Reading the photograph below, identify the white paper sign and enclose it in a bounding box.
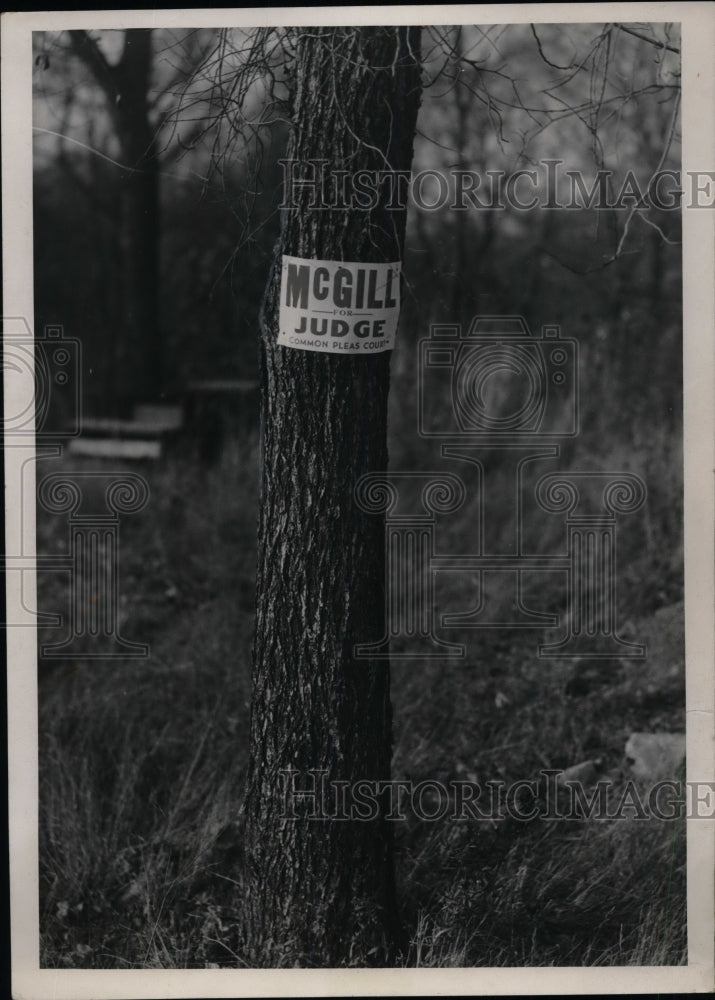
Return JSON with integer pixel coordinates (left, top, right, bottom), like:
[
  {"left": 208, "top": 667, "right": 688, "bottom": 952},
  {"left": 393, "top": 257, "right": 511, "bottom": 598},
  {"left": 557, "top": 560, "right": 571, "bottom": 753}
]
[{"left": 278, "top": 255, "right": 401, "bottom": 354}]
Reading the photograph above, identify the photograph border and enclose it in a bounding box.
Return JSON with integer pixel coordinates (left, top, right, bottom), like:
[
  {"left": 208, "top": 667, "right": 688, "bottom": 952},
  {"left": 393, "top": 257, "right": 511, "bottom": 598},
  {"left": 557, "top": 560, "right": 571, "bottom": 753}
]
[{"left": 4, "top": 3, "right": 714, "bottom": 996}]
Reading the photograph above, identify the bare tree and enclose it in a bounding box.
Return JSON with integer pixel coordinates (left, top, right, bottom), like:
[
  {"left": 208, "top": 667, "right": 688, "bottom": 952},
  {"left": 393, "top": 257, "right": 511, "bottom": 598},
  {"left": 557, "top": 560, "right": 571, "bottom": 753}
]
[
  {"left": 65, "top": 29, "right": 162, "bottom": 399},
  {"left": 201, "top": 20, "right": 680, "bottom": 967},
  {"left": 35, "top": 28, "right": 219, "bottom": 404},
  {"left": 238, "top": 26, "right": 422, "bottom": 967},
  {"left": 34, "top": 19, "right": 680, "bottom": 967}
]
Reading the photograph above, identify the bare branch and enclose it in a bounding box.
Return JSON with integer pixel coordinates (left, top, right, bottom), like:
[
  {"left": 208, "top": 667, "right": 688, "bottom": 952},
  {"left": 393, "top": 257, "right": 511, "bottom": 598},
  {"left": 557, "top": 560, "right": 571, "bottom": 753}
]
[
  {"left": 530, "top": 24, "right": 574, "bottom": 71},
  {"left": 614, "top": 22, "right": 680, "bottom": 55}
]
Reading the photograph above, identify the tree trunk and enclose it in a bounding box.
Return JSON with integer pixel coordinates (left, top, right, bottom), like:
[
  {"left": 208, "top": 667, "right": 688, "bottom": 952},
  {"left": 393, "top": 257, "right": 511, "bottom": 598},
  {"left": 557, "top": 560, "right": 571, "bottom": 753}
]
[
  {"left": 68, "top": 28, "right": 161, "bottom": 403},
  {"left": 116, "top": 112, "right": 160, "bottom": 400},
  {"left": 114, "top": 30, "right": 161, "bottom": 400},
  {"left": 243, "top": 26, "right": 422, "bottom": 967}
]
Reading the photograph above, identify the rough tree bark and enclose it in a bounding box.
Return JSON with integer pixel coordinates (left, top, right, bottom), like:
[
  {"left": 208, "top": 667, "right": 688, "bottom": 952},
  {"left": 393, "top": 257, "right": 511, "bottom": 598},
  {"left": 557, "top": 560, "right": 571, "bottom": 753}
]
[
  {"left": 69, "top": 29, "right": 161, "bottom": 401},
  {"left": 243, "top": 26, "right": 422, "bottom": 967}
]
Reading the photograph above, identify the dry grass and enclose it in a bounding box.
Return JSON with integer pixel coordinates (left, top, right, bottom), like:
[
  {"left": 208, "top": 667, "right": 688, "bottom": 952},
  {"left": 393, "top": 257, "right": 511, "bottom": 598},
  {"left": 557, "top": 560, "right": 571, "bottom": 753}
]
[{"left": 37, "top": 374, "right": 686, "bottom": 967}]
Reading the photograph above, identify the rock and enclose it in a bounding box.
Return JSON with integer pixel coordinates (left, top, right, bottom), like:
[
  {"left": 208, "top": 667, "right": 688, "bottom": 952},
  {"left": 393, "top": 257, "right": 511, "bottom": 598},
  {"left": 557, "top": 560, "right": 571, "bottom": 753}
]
[
  {"left": 624, "top": 732, "right": 685, "bottom": 780},
  {"left": 556, "top": 759, "right": 602, "bottom": 786}
]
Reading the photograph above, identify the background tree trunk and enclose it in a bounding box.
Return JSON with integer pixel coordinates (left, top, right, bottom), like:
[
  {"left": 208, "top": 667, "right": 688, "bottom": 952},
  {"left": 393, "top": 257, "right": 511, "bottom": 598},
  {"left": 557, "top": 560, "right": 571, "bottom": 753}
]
[
  {"left": 114, "top": 30, "right": 161, "bottom": 400},
  {"left": 243, "top": 26, "right": 422, "bottom": 967},
  {"left": 69, "top": 28, "right": 161, "bottom": 404}
]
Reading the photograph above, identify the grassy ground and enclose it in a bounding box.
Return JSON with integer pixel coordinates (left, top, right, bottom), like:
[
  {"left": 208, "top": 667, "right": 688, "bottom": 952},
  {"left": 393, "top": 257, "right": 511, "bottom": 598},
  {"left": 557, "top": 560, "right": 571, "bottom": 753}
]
[{"left": 37, "top": 396, "right": 686, "bottom": 968}]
